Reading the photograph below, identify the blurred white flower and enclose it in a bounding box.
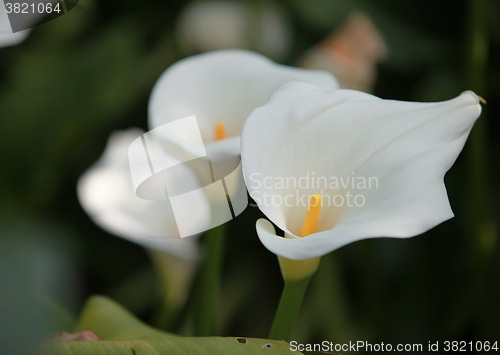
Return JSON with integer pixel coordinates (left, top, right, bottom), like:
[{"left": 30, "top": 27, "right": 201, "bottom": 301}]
[
  {"left": 241, "top": 82, "right": 481, "bottom": 260},
  {"left": 176, "top": 1, "right": 291, "bottom": 60},
  {"left": 77, "top": 128, "right": 210, "bottom": 260},
  {"left": 300, "top": 12, "right": 387, "bottom": 92}
]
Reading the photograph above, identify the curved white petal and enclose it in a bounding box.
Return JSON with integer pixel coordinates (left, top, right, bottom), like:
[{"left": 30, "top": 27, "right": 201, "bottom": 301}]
[
  {"left": 0, "top": 30, "right": 29, "bottom": 48},
  {"left": 77, "top": 129, "right": 210, "bottom": 260},
  {"left": 243, "top": 82, "right": 481, "bottom": 259},
  {"left": 148, "top": 50, "right": 338, "bottom": 157}
]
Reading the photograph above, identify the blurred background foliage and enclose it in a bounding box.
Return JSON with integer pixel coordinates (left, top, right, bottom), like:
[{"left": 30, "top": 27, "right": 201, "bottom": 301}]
[{"left": 0, "top": 0, "right": 499, "bottom": 353}]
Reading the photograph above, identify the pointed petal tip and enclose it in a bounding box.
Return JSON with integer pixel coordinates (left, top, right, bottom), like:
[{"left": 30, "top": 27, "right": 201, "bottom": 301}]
[
  {"left": 459, "top": 90, "right": 481, "bottom": 105},
  {"left": 457, "top": 90, "right": 482, "bottom": 119}
]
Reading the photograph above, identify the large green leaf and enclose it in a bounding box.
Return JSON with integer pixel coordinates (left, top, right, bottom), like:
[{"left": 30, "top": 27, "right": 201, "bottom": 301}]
[{"left": 34, "top": 296, "right": 300, "bottom": 354}]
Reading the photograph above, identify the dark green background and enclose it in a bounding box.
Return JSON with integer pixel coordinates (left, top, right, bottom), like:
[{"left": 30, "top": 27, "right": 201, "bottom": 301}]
[{"left": 0, "top": 0, "right": 498, "bottom": 353}]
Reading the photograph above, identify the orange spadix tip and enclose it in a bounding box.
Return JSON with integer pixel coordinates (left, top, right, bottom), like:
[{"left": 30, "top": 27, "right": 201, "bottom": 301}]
[
  {"left": 214, "top": 122, "right": 227, "bottom": 141},
  {"left": 300, "top": 194, "right": 322, "bottom": 238}
]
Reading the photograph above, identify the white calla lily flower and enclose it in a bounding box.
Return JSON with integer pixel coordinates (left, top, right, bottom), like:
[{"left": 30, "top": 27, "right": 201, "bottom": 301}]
[
  {"left": 77, "top": 129, "right": 210, "bottom": 260},
  {"left": 241, "top": 82, "right": 482, "bottom": 260},
  {"left": 148, "top": 50, "right": 339, "bottom": 159}
]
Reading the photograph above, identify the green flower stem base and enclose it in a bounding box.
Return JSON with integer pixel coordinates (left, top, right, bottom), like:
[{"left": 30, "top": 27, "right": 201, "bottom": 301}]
[
  {"left": 269, "top": 256, "right": 320, "bottom": 341},
  {"left": 194, "top": 223, "right": 226, "bottom": 336},
  {"left": 269, "top": 275, "right": 313, "bottom": 341}
]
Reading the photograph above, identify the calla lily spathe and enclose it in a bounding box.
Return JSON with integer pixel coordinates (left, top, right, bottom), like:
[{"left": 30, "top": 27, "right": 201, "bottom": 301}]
[
  {"left": 77, "top": 129, "right": 210, "bottom": 260},
  {"left": 241, "top": 82, "right": 482, "bottom": 260},
  {"left": 148, "top": 50, "right": 339, "bottom": 159}
]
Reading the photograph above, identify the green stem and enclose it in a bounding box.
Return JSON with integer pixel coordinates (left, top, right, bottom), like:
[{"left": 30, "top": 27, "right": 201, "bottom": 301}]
[
  {"left": 194, "top": 223, "right": 226, "bottom": 336},
  {"left": 269, "top": 275, "right": 313, "bottom": 341}
]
